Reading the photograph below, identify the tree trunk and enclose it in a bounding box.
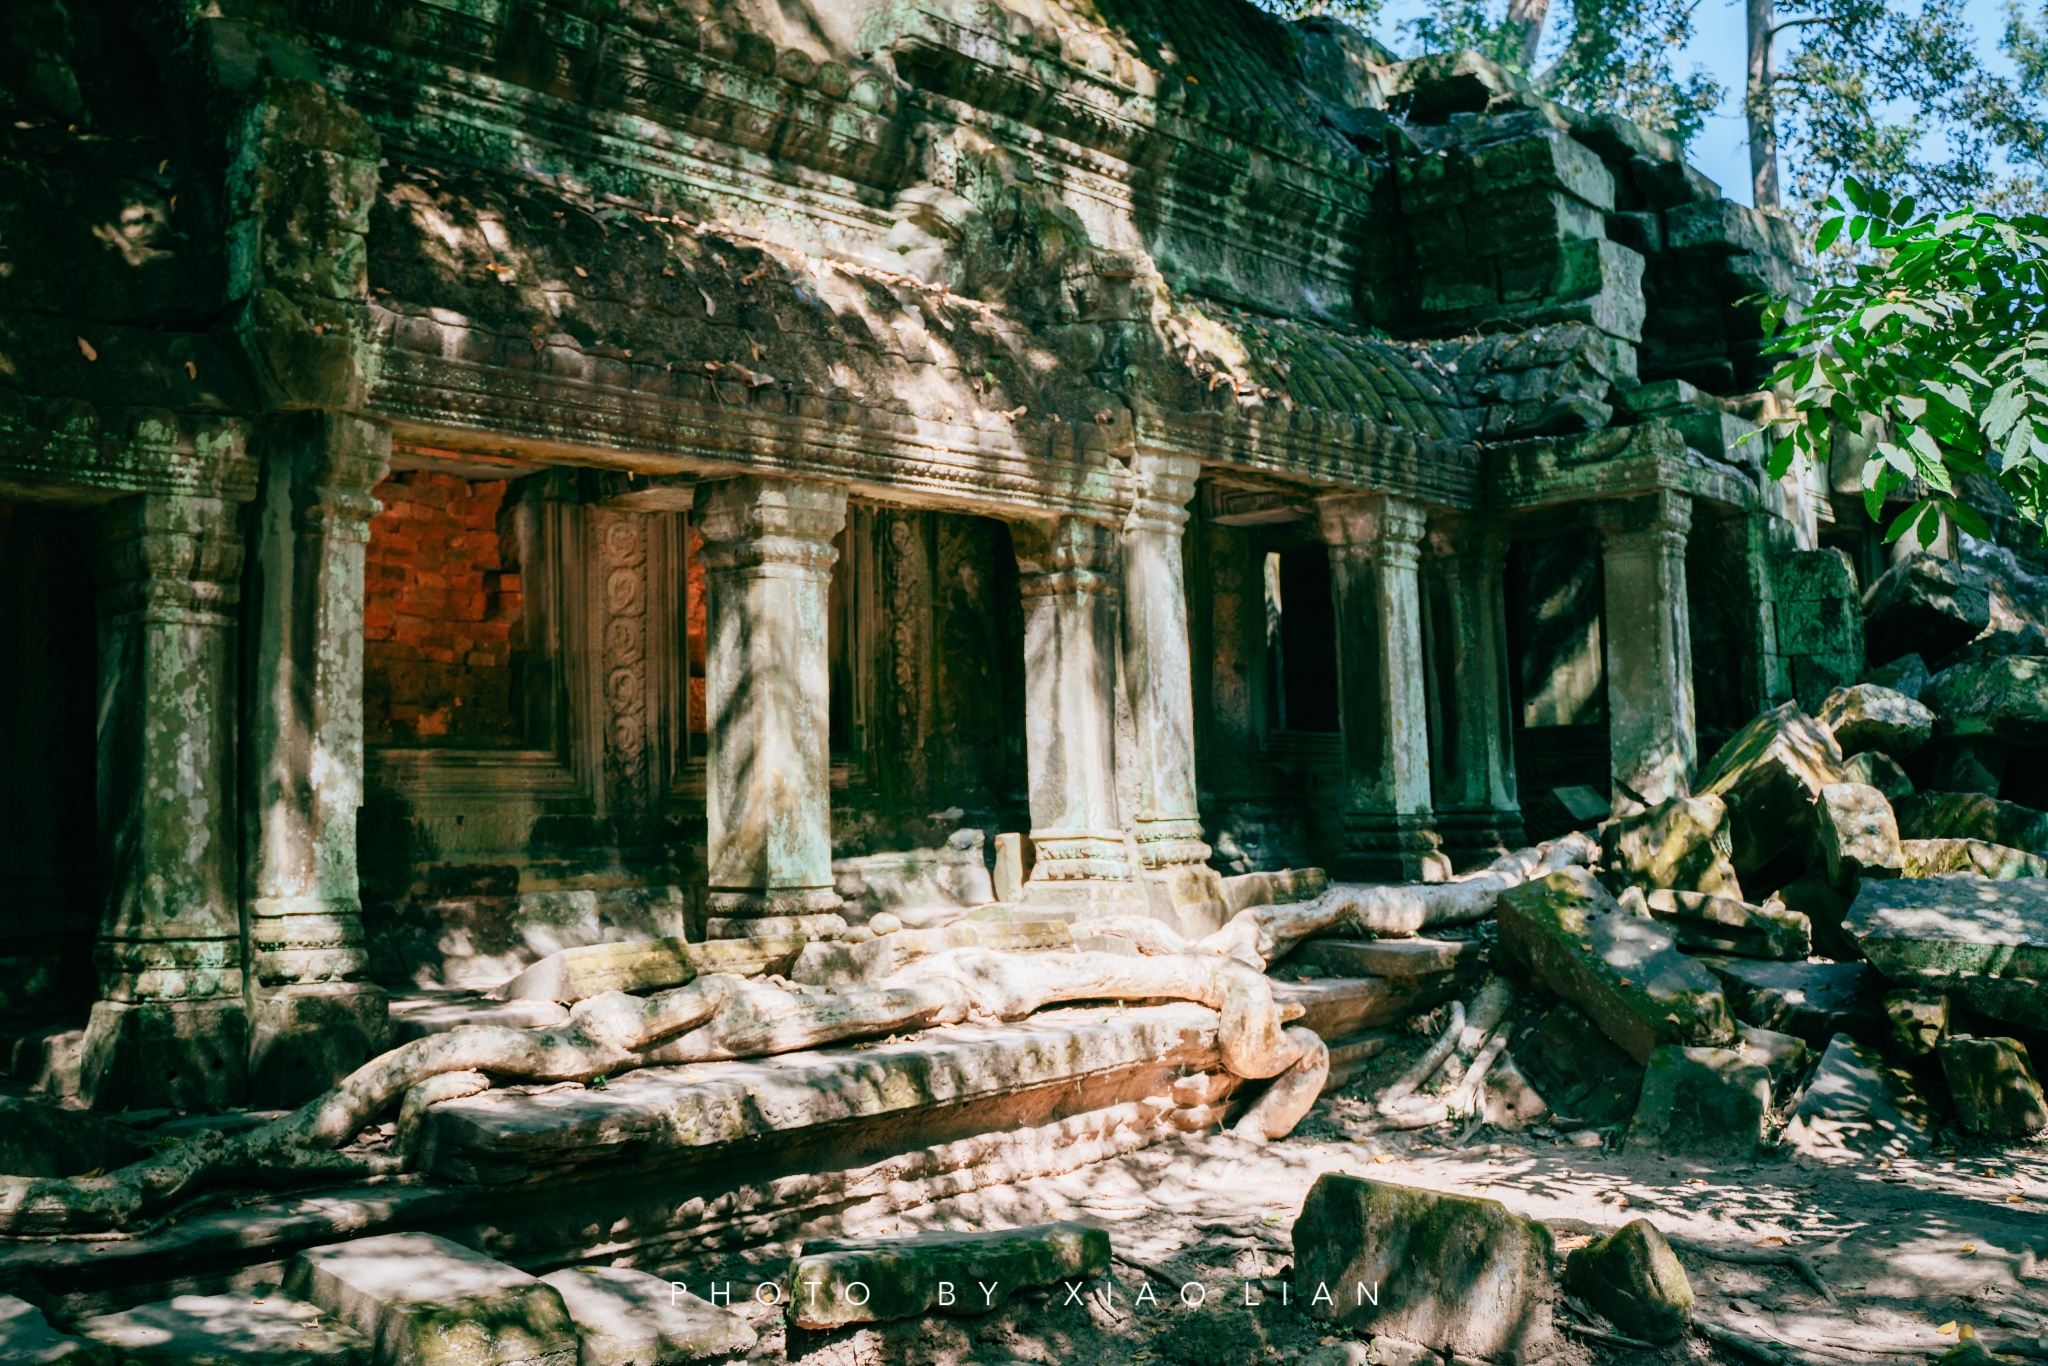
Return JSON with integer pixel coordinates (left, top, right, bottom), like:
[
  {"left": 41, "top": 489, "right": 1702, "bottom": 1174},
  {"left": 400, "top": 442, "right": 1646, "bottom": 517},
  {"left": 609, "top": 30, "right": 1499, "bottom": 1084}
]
[
  {"left": 1507, "top": 0, "right": 1552, "bottom": 72},
  {"left": 1748, "top": 0, "right": 1781, "bottom": 208}
]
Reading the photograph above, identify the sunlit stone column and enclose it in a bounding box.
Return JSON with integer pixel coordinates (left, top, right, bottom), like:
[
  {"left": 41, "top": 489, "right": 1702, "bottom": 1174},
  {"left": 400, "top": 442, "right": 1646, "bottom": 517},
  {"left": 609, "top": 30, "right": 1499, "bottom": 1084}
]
[
  {"left": 1422, "top": 511, "right": 1524, "bottom": 867},
  {"left": 1600, "top": 490, "right": 1697, "bottom": 811},
  {"left": 697, "top": 476, "right": 849, "bottom": 939}
]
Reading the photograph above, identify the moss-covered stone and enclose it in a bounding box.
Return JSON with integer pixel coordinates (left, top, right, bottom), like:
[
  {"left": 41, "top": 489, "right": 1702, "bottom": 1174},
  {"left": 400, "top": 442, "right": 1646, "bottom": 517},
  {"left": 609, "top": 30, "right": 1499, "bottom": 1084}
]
[
  {"left": 1900, "top": 838, "right": 2046, "bottom": 879},
  {"left": 1862, "top": 554, "right": 1990, "bottom": 667},
  {"left": 1884, "top": 989, "right": 1951, "bottom": 1057},
  {"left": 1699, "top": 957, "right": 1884, "bottom": 1048},
  {"left": 1846, "top": 876, "right": 2048, "bottom": 1031},
  {"left": 1895, "top": 792, "right": 2048, "bottom": 854},
  {"left": 1624, "top": 1045, "right": 1770, "bottom": 1162},
  {"left": 1697, "top": 703, "right": 1846, "bottom": 873},
  {"left": 1564, "top": 1218, "right": 1694, "bottom": 1343},
  {"left": 1816, "top": 683, "right": 1935, "bottom": 759},
  {"left": 1816, "top": 782, "right": 1904, "bottom": 888},
  {"left": 1937, "top": 1035, "right": 2048, "bottom": 1138},
  {"left": 1600, "top": 794, "right": 1741, "bottom": 897},
  {"left": 1645, "top": 888, "right": 1810, "bottom": 960},
  {"left": 1923, "top": 657, "right": 2048, "bottom": 746}
]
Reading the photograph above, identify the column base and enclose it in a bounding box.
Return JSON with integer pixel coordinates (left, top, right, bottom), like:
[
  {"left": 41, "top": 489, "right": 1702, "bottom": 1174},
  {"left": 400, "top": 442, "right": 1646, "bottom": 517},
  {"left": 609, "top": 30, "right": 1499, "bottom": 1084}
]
[
  {"left": 705, "top": 888, "right": 848, "bottom": 942},
  {"left": 1433, "top": 808, "right": 1529, "bottom": 872},
  {"left": 248, "top": 983, "right": 391, "bottom": 1107},
  {"left": 82, "top": 998, "right": 249, "bottom": 1111},
  {"left": 1336, "top": 813, "right": 1452, "bottom": 884},
  {"left": 1140, "top": 862, "right": 1229, "bottom": 940},
  {"left": 1015, "top": 875, "right": 1149, "bottom": 918}
]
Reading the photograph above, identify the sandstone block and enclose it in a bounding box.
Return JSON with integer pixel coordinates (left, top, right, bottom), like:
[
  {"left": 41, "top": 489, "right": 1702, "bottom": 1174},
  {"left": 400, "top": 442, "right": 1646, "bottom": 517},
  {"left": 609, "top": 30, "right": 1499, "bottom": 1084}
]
[
  {"left": 1514, "top": 1005, "right": 1644, "bottom": 1125},
  {"left": 1737, "top": 1025, "right": 1809, "bottom": 1081},
  {"left": 1816, "top": 684, "right": 1935, "bottom": 759},
  {"left": 493, "top": 936, "right": 811, "bottom": 1004},
  {"left": 1883, "top": 989, "right": 1951, "bottom": 1058},
  {"left": 1863, "top": 652, "right": 1932, "bottom": 699},
  {"left": 1697, "top": 703, "right": 1845, "bottom": 873},
  {"left": 1785, "top": 1033, "right": 1932, "bottom": 1160},
  {"left": 1699, "top": 958, "right": 1883, "bottom": 1047},
  {"left": 1901, "top": 838, "right": 2047, "bottom": 879},
  {"left": 1923, "top": 657, "right": 2048, "bottom": 746},
  {"left": 1624, "top": 1045, "right": 1770, "bottom": 1162},
  {"left": 1644, "top": 888, "right": 1810, "bottom": 960},
  {"left": 1600, "top": 794, "right": 1741, "bottom": 897},
  {"left": 1482, "top": 1054, "right": 1552, "bottom": 1129},
  {"left": 790, "top": 921, "right": 1072, "bottom": 985},
  {"left": 1936, "top": 1035, "right": 2048, "bottom": 1138},
  {"left": 1845, "top": 875, "right": 2048, "bottom": 1029},
  {"left": 1816, "top": 783, "right": 1904, "bottom": 887},
  {"left": 1767, "top": 869, "right": 1861, "bottom": 961},
  {"left": 784, "top": 1223, "right": 1107, "bottom": 1329},
  {"left": 1862, "top": 554, "right": 1990, "bottom": 666},
  {"left": 1293, "top": 936, "right": 1478, "bottom": 978},
  {"left": 1842, "top": 749, "right": 1914, "bottom": 801},
  {"left": 1564, "top": 1218, "right": 1694, "bottom": 1343},
  {"left": 1220, "top": 867, "right": 1330, "bottom": 915},
  {"left": 75, "top": 1291, "right": 367, "bottom": 1366},
  {"left": 1496, "top": 866, "right": 1734, "bottom": 1064},
  {"left": 0, "top": 1097, "right": 147, "bottom": 1178},
  {"left": 1291, "top": 1174, "right": 1555, "bottom": 1362},
  {"left": 2, "top": 1295, "right": 111, "bottom": 1366},
  {"left": 536, "top": 1267, "right": 756, "bottom": 1364},
  {"left": 1895, "top": 791, "right": 2048, "bottom": 854},
  {"left": 286, "top": 1232, "right": 577, "bottom": 1366}
]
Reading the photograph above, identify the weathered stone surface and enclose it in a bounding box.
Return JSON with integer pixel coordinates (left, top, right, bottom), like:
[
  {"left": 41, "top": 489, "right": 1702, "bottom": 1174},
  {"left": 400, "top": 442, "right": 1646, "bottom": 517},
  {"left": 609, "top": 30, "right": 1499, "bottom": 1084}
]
[
  {"left": 1514, "top": 1004, "right": 1644, "bottom": 1125},
  {"left": 1624, "top": 1045, "right": 1770, "bottom": 1162},
  {"left": 1923, "top": 657, "right": 2048, "bottom": 746},
  {"left": 1785, "top": 1034, "right": 1932, "bottom": 1160},
  {"left": 1482, "top": 1055, "right": 1552, "bottom": 1129},
  {"left": 1699, "top": 958, "right": 1884, "bottom": 1047},
  {"left": 1697, "top": 703, "right": 1845, "bottom": 873},
  {"left": 1600, "top": 794, "right": 1741, "bottom": 897},
  {"left": 1767, "top": 870, "right": 1861, "bottom": 961},
  {"left": 1, "top": 1295, "right": 111, "bottom": 1366},
  {"left": 1815, "top": 782, "right": 1904, "bottom": 887},
  {"left": 1292, "top": 936, "right": 1478, "bottom": 978},
  {"left": 785, "top": 1223, "right": 1107, "bottom": 1328},
  {"left": 1845, "top": 875, "right": 2048, "bottom": 1029},
  {"left": 1644, "top": 888, "right": 1810, "bottom": 960},
  {"left": 1936, "top": 1035, "right": 2048, "bottom": 1138},
  {"left": 286, "top": 1233, "right": 577, "bottom": 1366},
  {"left": 1928, "top": 738, "right": 2012, "bottom": 796},
  {"left": 832, "top": 834, "right": 996, "bottom": 922},
  {"left": 76, "top": 1292, "right": 367, "bottom": 1366},
  {"left": 1842, "top": 749, "right": 1914, "bottom": 801},
  {"left": 1862, "top": 554, "right": 1991, "bottom": 667},
  {"left": 494, "top": 936, "right": 809, "bottom": 1004},
  {"left": 1901, "top": 839, "right": 2047, "bottom": 879},
  {"left": 1884, "top": 989, "right": 1951, "bottom": 1057},
  {"left": 1816, "top": 684, "right": 1935, "bottom": 759},
  {"left": 0, "top": 1097, "right": 147, "bottom": 1178},
  {"left": 1269, "top": 975, "right": 1465, "bottom": 1041},
  {"left": 1292, "top": 1175, "right": 1556, "bottom": 1361},
  {"left": 536, "top": 1267, "right": 756, "bottom": 1363},
  {"left": 1564, "top": 1218, "right": 1694, "bottom": 1343},
  {"left": 1895, "top": 791, "right": 2048, "bottom": 854},
  {"left": 1736, "top": 1025, "right": 1809, "bottom": 1081},
  {"left": 1496, "top": 866, "right": 1734, "bottom": 1063},
  {"left": 1219, "top": 868, "right": 1331, "bottom": 916},
  {"left": 1863, "top": 652, "right": 1932, "bottom": 699},
  {"left": 790, "top": 922, "right": 1073, "bottom": 986}
]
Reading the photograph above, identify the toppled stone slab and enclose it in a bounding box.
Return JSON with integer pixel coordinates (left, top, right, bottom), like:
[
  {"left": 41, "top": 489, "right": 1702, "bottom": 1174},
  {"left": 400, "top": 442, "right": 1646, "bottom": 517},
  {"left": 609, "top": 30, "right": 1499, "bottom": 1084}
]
[
  {"left": 1816, "top": 782, "right": 1904, "bottom": 887},
  {"left": 1842, "top": 749, "right": 1914, "bottom": 800},
  {"left": 1514, "top": 1004, "right": 1644, "bottom": 1125},
  {"left": 1901, "top": 838, "right": 2047, "bottom": 879},
  {"left": 1817, "top": 684, "right": 1935, "bottom": 759},
  {"left": 1863, "top": 554, "right": 1990, "bottom": 666},
  {"left": 1736, "top": 1025, "right": 1808, "bottom": 1081},
  {"left": 1844, "top": 875, "right": 2048, "bottom": 1029},
  {"left": 1923, "top": 657, "right": 2048, "bottom": 746},
  {"left": 1600, "top": 795, "right": 1741, "bottom": 898},
  {"left": 2, "top": 1295, "right": 111, "bottom": 1366},
  {"left": 1269, "top": 975, "right": 1464, "bottom": 1041},
  {"left": 1884, "top": 989, "right": 1950, "bottom": 1057},
  {"left": 1293, "top": 937, "right": 1478, "bottom": 979},
  {"left": 1220, "top": 868, "right": 1330, "bottom": 915},
  {"left": 1496, "top": 866, "right": 1734, "bottom": 1064},
  {"left": 1697, "top": 703, "right": 1845, "bottom": 873},
  {"left": 1699, "top": 958, "right": 1883, "bottom": 1047},
  {"left": 1937, "top": 1035, "right": 2048, "bottom": 1139},
  {"left": 1644, "top": 888, "right": 1810, "bottom": 960},
  {"left": 1785, "top": 1034, "right": 1932, "bottom": 1160},
  {"left": 494, "top": 936, "right": 810, "bottom": 1004},
  {"left": 790, "top": 922, "right": 1073, "bottom": 986},
  {"left": 1292, "top": 1175, "right": 1555, "bottom": 1362},
  {"left": 536, "top": 1267, "right": 756, "bottom": 1363},
  {"left": 1768, "top": 871, "right": 1860, "bottom": 961},
  {"left": 1482, "top": 1055, "right": 1551, "bottom": 1130},
  {"left": 1864, "top": 652, "right": 1931, "bottom": 699},
  {"left": 286, "top": 1232, "right": 576, "bottom": 1366},
  {"left": 75, "top": 1291, "right": 367, "bottom": 1366},
  {"left": 1895, "top": 791, "right": 2048, "bottom": 853},
  {"left": 785, "top": 1223, "right": 1107, "bottom": 1328},
  {"left": 1624, "top": 1045, "right": 1770, "bottom": 1162},
  {"left": 1564, "top": 1218, "right": 1694, "bottom": 1344}
]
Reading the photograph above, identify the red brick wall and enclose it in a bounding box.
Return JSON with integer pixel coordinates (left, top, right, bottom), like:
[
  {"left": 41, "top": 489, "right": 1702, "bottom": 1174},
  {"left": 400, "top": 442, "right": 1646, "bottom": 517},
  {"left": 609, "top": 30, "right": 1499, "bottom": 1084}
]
[{"left": 364, "top": 470, "right": 526, "bottom": 746}]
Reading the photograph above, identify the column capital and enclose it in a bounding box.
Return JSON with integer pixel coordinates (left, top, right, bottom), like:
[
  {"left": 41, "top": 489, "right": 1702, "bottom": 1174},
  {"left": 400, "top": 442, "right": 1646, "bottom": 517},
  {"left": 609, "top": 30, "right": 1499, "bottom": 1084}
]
[
  {"left": 1013, "top": 515, "right": 1120, "bottom": 591},
  {"left": 1316, "top": 491, "right": 1428, "bottom": 569},
  {"left": 1124, "top": 452, "right": 1201, "bottom": 536},
  {"left": 93, "top": 493, "right": 244, "bottom": 624},
  {"left": 695, "top": 476, "right": 847, "bottom": 574},
  {"left": 1421, "top": 510, "right": 1510, "bottom": 564},
  {"left": 1596, "top": 490, "right": 1692, "bottom": 553},
  {"left": 291, "top": 413, "right": 391, "bottom": 540}
]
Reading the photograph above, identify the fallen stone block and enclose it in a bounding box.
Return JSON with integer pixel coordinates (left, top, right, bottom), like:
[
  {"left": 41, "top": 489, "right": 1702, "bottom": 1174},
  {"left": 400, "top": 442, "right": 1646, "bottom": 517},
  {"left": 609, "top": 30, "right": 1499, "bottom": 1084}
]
[
  {"left": 1862, "top": 553, "right": 1990, "bottom": 667},
  {"left": 286, "top": 1232, "right": 577, "bottom": 1366},
  {"left": 1697, "top": 702, "right": 1846, "bottom": 873},
  {"left": 0, "top": 1097, "right": 148, "bottom": 1179},
  {"left": 1736, "top": 1025, "right": 1808, "bottom": 1082},
  {"left": 1817, "top": 684, "right": 1935, "bottom": 759},
  {"left": 1884, "top": 989, "right": 1950, "bottom": 1057},
  {"left": 1936, "top": 1035, "right": 2048, "bottom": 1139},
  {"left": 1895, "top": 791, "right": 2048, "bottom": 855},
  {"left": 1815, "top": 782, "right": 1904, "bottom": 887},
  {"left": 1291, "top": 1174, "right": 1556, "bottom": 1362},
  {"left": 1842, "top": 749, "right": 1914, "bottom": 801},
  {"left": 2, "top": 1295, "right": 111, "bottom": 1366},
  {"left": 75, "top": 1291, "right": 367, "bottom": 1366},
  {"left": 784, "top": 1222, "right": 1107, "bottom": 1328},
  {"left": 536, "top": 1267, "right": 755, "bottom": 1364},
  {"left": 1496, "top": 866, "right": 1734, "bottom": 1063},
  {"left": 1785, "top": 1033, "right": 1932, "bottom": 1160},
  {"left": 1844, "top": 875, "right": 2048, "bottom": 1030},
  {"left": 1644, "top": 888, "right": 1810, "bottom": 960},
  {"left": 1624, "top": 1045, "right": 1770, "bottom": 1162},
  {"left": 1901, "top": 838, "right": 2047, "bottom": 880},
  {"left": 1767, "top": 871, "right": 1860, "bottom": 961},
  {"left": 1698, "top": 958, "right": 1883, "bottom": 1048},
  {"left": 1600, "top": 794, "right": 1742, "bottom": 898},
  {"left": 1220, "top": 867, "right": 1330, "bottom": 915},
  {"left": 1293, "top": 936, "right": 1479, "bottom": 978},
  {"left": 1482, "top": 1055, "right": 1551, "bottom": 1130},
  {"left": 1923, "top": 656, "right": 2048, "bottom": 747},
  {"left": 1863, "top": 652, "right": 1931, "bottom": 700},
  {"left": 1269, "top": 975, "right": 1464, "bottom": 1041},
  {"left": 493, "top": 936, "right": 809, "bottom": 1004},
  {"left": 1563, "top": 1218, "right": 1694, "bottom": 1344},
  {"left": 1514, "top": 1004, "right": 1643, "bottom": 1125}
]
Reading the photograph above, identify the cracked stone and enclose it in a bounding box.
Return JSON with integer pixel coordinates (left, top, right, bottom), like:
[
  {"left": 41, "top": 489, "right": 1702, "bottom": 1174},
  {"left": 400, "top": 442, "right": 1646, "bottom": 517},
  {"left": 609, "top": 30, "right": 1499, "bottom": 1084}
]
[{"left": 1817, "top": 683, "right": 1935, "bottom": 759}]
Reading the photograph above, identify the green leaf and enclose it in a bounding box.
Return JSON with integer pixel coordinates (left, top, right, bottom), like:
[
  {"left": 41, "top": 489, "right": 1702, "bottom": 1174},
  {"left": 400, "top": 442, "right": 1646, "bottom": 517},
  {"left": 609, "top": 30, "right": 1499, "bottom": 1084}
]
[
  {"left": 1949, "top": 498, "right": 1991, "bottom": 539},
  {"left": 1816, "top": 216, "right": 1844, "bottom": 252},
  {"left": 1883, "top": 499, "right": 1931, "bottom": 544}
]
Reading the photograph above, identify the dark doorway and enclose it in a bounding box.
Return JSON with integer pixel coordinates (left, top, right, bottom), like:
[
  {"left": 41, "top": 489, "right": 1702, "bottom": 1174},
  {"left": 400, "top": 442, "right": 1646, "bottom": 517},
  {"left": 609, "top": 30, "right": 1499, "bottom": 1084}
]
[{"left": 1266, "top": 545, "right": 1340, "bottom": 733}]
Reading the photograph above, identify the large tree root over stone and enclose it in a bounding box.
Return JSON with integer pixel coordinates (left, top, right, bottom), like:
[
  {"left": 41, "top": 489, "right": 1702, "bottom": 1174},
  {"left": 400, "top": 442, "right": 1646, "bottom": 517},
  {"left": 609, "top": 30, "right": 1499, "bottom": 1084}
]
[{"left": 1, "top": 948, "right": 1323, "bottom": 1234}]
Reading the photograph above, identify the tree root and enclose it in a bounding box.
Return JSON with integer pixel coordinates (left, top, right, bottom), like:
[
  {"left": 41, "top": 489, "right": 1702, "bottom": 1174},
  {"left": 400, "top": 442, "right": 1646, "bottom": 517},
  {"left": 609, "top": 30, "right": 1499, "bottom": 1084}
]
[{"left": 1665, "top": 1234, "right": 1836, "bottom": 1303}]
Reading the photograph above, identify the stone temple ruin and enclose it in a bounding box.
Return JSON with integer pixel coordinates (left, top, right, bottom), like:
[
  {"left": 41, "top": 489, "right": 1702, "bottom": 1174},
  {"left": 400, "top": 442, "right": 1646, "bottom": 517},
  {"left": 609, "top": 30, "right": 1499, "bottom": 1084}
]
[{"left": 4, "top": 1, "right": 2048, "bottom": 1364}]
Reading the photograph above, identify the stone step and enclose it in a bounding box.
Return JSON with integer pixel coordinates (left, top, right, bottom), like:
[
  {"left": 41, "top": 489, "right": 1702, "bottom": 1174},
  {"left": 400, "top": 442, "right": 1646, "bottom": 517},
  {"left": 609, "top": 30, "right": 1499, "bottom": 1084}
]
[
  {"left": 286, "top": 1232, "right": 577, "bottom": 1366},
  {"left": 2, "top": 1294, "right": 110, "bottom": 1365},
  {"left": 536, "top": 1267, "right": 755, "bottom": 1364},
  {"left": 492, "top": 935, "right": 811, "bottom": 1005},
  {"left": 74, "top": 1289, "right": 369, "bottom": 1365},
  {"left": 785, "top": 1222, "right": 1108, "bottom": 1329},
  {"left": 1291, "top": 937, "right": 1479, "bottom": 979},
  {"left": 1269, "top": 974, "right": 1462, "bottom": 1040}
]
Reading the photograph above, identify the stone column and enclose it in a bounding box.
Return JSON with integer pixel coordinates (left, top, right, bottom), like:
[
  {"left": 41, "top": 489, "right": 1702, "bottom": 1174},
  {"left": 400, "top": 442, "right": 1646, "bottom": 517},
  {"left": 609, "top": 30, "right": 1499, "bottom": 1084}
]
[
  {"left": 1013, "top": 516, "right": 1143, "bottom": 911},
  {"left": 242, "top": 413, "right": 391, "bottom": 1105},
  {"left": 1121, "top": 454, "right": 1227, "bottom": 935},
  {"left": 697, "top": 476, "right": 848, "bottom": 939},
  {"left": 1318, "top": 492, "right": 1448, "bottom": 883},
  {"left": 1599, "top": 491, "right": 1697, "bottom": 811},
  {"left": 82, "top": 493, "right": 249, "bottom": 1110},
  {"left": 1422, "top": 512, "right": 1524, "bottom": 866}
]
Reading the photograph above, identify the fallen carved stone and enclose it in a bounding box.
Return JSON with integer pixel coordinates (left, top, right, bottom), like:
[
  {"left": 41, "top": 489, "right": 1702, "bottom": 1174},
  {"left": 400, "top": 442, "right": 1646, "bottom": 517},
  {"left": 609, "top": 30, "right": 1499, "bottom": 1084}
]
[{"left": 784, "top": 1223, "right": 1108, "bottom": 1329}]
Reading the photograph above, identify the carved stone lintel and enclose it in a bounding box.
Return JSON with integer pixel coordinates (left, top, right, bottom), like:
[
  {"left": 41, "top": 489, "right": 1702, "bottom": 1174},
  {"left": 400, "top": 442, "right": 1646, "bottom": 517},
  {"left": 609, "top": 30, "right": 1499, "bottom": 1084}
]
[{"left": 1598, "top": 491, "right": 1696, "bottom": 811}]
